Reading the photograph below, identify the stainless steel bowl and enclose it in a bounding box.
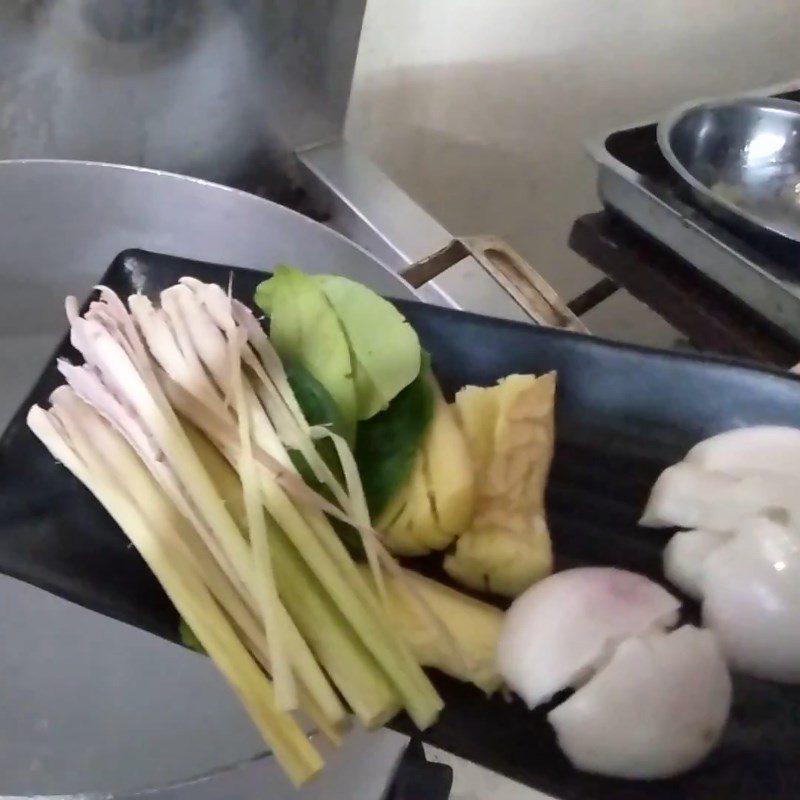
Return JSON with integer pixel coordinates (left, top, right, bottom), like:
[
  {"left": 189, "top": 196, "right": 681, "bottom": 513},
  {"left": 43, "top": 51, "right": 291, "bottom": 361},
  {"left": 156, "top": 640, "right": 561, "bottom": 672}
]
[{"left": 658, "top": 97, "right": 800, "bottom": 242}]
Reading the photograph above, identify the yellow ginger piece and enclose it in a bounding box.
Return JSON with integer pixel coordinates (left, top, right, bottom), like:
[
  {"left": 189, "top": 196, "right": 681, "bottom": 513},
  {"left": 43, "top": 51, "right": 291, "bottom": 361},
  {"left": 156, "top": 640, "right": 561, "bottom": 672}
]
[
  {"left": 444, "top": 373, "right": 556, "bottom": 597},
  {"left": 379, "top": 377, "right": 475, "bottom": 555},
  {"left": 358, "top": 565, "right": 503, "bottom": 694}
]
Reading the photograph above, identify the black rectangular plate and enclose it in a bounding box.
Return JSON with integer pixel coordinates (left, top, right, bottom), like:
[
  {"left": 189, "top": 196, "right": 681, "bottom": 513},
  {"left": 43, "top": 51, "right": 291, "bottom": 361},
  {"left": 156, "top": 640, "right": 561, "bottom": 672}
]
[{"left": 2, "top": 249, "right": 800, "bottom": 800}]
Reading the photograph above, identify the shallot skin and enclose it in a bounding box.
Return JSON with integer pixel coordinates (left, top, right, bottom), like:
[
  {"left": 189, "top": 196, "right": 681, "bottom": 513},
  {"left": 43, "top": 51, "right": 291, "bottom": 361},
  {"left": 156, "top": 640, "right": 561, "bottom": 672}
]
[
  {"left": 497, "top": 567, "right": 679, "bottom": 709},
  {"left": 549, "top": 626, "right": 731, "bottom": 780},
  {"left": 702, "top": 517, "right": 800, "bottom": 684}
]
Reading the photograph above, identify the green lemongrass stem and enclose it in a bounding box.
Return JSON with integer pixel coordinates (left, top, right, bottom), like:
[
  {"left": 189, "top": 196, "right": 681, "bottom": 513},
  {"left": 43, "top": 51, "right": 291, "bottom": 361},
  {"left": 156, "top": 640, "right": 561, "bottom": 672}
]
[
  {"left": 75, "top": 319, "right": 259, "bottom": 598},
  {"left": 309, "top": 425, "right": 388, "bottom": 607},
  {"left": 27, "top": 407, "right": 323, "bottom": 787},
  {"left": 50, "top": 391, "right": 262, "bottom": 653},
  {"left": 255, "top": 474, "right": 443, "bottom": 728},
  {"left": 68, "top": 308, "right": 350, "bottom": 732},
  {"left": 272, "top": 525, "right": 400, "bottom": 728},
  {"left": 220, "top": 297, "right": 364, "bottom": 723},
  {"left": 168, "top": 375, "right": 442, "bottom": 725},
  {"left": 298, "top": 500, "right": 471, "bottom": 681},
  {"left": 68, "top": 303, "right": 251, "bottom": 591},
  {"left": 59, "top": 360, "right": 251, "bottom": 606},
  {"left": 182, "top": 281, "right": 354, "bottom": 513},
  {"left": 230, "top": 295, "right": 336, "bottom": 480},
  {"left": 158, "top": 345, "right": 383, "bottom": 553},
  {"left": 69, "top": 290, "right": 440, "bottom": 726},
  {"left": 230, "top": 325, "right": 297, "bottom": 711},
  {"left": 165, "top": 351, "right": 460, "bottom": 701},
  {"left": 185, "top": 286, "right": 462, "bottom": 689},
  {"left": 228, "top": 292, "right": 319, "bottom": 438},
  {"left": 239, "top": 344, "right": 310, "bottom": 452},
  {"left": 192, "top": 426, "right": 400, "bottom": 728},
  {"left": 219, "top": 289, "right": 359, "bottom": 723},
  {"left": 129, "top": 283, "right": 441, "bottom": 725},
  {"left": 179, "top": 284, "right": 381, "bottom": 720},
  {"left": 242, "top": 349, "right": 352, "bottom": 506},
  {"left": 45, "top": 395, "right": 346, "bottom": 749},
  {"left": 52, "top": 388, "right": 346, "bottom": 738},
  {"left": 248, "top": 436, "right": 467, "bottom": 682}
]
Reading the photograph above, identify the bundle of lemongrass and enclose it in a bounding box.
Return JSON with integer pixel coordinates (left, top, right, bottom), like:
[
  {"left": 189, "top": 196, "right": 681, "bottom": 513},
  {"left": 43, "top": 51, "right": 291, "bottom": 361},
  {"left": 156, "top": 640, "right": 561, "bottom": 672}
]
[{"left": 27, "top": 279, "right": 444, "bottom": 785}]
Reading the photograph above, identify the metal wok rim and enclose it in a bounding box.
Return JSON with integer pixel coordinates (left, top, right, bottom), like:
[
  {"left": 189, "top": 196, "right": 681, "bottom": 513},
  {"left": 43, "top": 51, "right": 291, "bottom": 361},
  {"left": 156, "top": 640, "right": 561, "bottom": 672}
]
[{"left": 0, "top": 157, "right": 421, "bottom": 299}]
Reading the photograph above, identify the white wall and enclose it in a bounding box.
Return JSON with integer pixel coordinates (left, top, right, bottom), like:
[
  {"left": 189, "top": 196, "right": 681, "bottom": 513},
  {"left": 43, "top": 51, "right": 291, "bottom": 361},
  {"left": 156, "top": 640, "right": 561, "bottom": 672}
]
[{"left": 347, "top": 0, "right": 800, "bottom": 343}]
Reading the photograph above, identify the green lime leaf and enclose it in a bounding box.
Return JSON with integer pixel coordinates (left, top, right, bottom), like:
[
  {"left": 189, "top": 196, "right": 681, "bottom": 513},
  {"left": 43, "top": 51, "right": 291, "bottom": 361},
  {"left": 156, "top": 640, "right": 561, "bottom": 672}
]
[
  {"left": 355, "top": 363, "right": 434, "bottom": 518},
  {"left": 315, "top": 275, "right": 421, "bottom": 420},
  {"left": 286, "top": 363, "right": 347, "bottom": 482},
  {"left": 255, "top": 267, "right": 357, "bottom": 443},
  {"left": 285, "top": 363, "right": 350, "bottom": 443}
]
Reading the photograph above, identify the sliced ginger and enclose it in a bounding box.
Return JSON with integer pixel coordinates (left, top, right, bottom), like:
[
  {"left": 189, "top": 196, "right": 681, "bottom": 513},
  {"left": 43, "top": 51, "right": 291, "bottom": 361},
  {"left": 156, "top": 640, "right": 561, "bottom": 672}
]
[
  {"left": 444, "top": 373, "right": 556, "bottom": 597},
  {"left": 378, "top": 371, "right": 556, "bottom": 599},
  {"left": 378, "top": 375, "right": 475, "bottom": 556}
]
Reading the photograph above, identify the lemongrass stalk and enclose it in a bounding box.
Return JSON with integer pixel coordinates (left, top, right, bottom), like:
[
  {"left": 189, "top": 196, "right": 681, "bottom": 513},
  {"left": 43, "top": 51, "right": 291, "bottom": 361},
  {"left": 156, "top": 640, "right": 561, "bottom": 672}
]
[
  {"left": 27, "top": 407, "right": 322, "bottom": 787},
  {"left": 242, "top": 348, "right": 351, "bottom": 502},
  {"left": 67, "top": 316, "right": 259, "bottom": 600},
  {"left": 168, "top": 372, "right": 443, "bottom": 727},
  {"left": 172, "top": 291, "right": 342, "bottom": 722},
  {"left": 45, "top": 399, "right": 345, "bottom": 755},
  {"left": 273, "top": 526, "right": 400, "bottom": 727},
  {"left": 190, "top": 422, "right": 401, "bottom": 727},
  {"left": 256, "top": 476, "right": 443, "bottom": 728},
  {"left": 293, "top": 497, "right": 463, "bottom": 708},
  {"left": 57, "top": 288, "right": 442, "bottom": 732},
  {"left": 51, "top": 389, "right": 347, "bottom": 736},
  {"left": 230, "top": 324, "right": 297, "bottom": 711},
  {"left": 182, "top": 281, "right": 353, "bottom": 511},
  {"left": 128, "top": 295, "right": 228, "bottom": 423},
  {"left": 161, "top": 283, "right": 232, "bottom": 398},
  {"left": 310, "top": 425, "right": 387, "bottom": 607},
  {"left": 220, "top": 294, "right": 359, "bottom": 723},
  {"left": 129, "top": 281, "right": 441, "bottom": 726},
  {"left": 58, "top": 360, "right": 250, "bottom": 603}
]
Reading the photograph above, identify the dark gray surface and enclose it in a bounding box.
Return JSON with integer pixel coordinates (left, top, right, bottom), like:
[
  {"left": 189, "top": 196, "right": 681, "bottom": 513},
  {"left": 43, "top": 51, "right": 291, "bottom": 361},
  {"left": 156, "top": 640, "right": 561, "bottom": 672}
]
[
  {"left": 0, "top": 572, "right": 406, "bottom": 797},
  {"left": 0, "top": 574, "right": 264, "bottom": 795}
]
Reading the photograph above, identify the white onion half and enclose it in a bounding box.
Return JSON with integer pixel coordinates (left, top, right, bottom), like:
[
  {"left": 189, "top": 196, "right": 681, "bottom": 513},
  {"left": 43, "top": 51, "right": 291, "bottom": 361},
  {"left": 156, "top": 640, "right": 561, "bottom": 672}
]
[
  {"left": 702, "top": 516, "right": 800, "bottom": 684},
  {"left": 497, "top": 568, "right": 680, "bottom": 709},
  {"left": 663, "top": 529, "right": 731, "bottom": 600},
  {"left": 639, "top": 463, "right": 736, "bottom": 529},
  {"left": 497, "top": 568, "right": 731, "bottom": 779},
  {"left": 641, "top": 465, "right": 800, "bottom": 532},
  {"left": 549, "top": 626, "right": 731, "bottom": 780}
]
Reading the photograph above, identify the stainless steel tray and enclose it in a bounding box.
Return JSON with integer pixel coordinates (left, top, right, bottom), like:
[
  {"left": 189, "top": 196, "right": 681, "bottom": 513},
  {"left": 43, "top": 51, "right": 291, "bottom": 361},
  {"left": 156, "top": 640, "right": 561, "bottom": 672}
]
[{"left": 589, "top": 81, "right": 800, "bottom": 343}]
